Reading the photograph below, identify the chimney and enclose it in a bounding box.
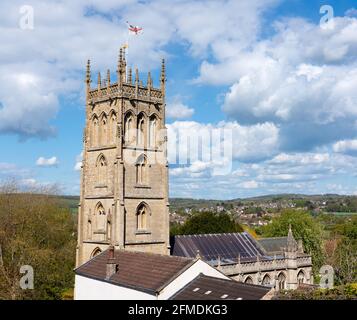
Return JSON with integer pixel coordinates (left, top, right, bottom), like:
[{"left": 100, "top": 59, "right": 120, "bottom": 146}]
[{"left": 106, "top": 245, "right": 118, "bottom": 280}]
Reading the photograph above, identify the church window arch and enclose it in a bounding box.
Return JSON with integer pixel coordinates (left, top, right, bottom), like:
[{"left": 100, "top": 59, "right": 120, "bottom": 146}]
[
  {"left": 262, "top": 274, "right": 271, "bottom": 286},
  {"left": 136, "top": 154, "right": 147, "bottom": 185},
  {"left": 278, "top": 272, "right": 286, "bottom": 290},
  {"left": 96, "top": 154, "right": 108, "bottom": 186},
  {"left": 100, "top": 113, "right": 108, "bottom": 146},
  {"left": 109, "top": 111, "right": 117, "bottom": 144},
  {"left": 137, "top": 113, "right": 146, "bottom": 146},
  {"left": 136, "top": 202, "right": 150, "bottom": 231},
  {"left": 124, "top": 112, "right": 135, "bottom": 145},
  {"left": 297, "top": 270, "right": 305, "bottom": 285},
  {"left": 95, "top": 202, "right": 106, "bottom": 231},
  {"left": 244, "top": 276, "right": 253, "bottom": 284},
  {"left": 91, "top": 247, "right": 102, "bottom": 258},
  {"left": 87, "top": 209, "right": 92, "bottom": 240},
  {"left": 91, "top": 115, "right": 99, "bottom": 147},
  {"left": 106, "top": 210, "right": 112, "bottom": 241},
  {"left": 149, "top": 114, "right": 158, "bottom": 148}
]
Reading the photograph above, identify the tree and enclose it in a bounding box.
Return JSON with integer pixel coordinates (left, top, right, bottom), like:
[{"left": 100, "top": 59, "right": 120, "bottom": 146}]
[
  {"left": 172, "top": 211, "right": 243, "bottom": 236},
  {"left": 0, "top": 181, "right": 76, "bottom": 300},
  {"left": 261, "top": 209, "right": 324, "bottom": 276},
  {"left": 333, "top": 216, "right": 357, "bottom": 284}
]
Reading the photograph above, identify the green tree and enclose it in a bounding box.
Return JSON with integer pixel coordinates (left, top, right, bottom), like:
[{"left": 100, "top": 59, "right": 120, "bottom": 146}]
[
  {"left": 261, "top": 209, "right": 324, "bottom": 276},
  {"left": 0, "top": 181, "right": 76, "bottom": 300},
  {"left": 333, "top": 216, "right": 357, "bottom": 284},
  {"left": 172, "top": 211, "right": 243, "bottom": 236}
]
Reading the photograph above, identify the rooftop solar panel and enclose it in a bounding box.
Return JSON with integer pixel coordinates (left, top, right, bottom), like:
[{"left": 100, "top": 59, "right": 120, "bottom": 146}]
[{"left": 171, "top": 232, "right": 267, "bottom": 264}]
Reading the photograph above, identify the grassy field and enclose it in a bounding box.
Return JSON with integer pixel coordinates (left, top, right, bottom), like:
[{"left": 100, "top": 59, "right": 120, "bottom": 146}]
[{"left": 58, "top": 196, "right": 79, "bottom": 214}]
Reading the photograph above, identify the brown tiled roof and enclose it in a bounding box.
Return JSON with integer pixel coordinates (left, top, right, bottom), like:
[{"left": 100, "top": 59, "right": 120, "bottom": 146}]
[
  {"left": 170, "top": 274, "right": 271, "bottom": 300},
  {"left": 75, "top": 249, "right": 194, "bottom": 294}
]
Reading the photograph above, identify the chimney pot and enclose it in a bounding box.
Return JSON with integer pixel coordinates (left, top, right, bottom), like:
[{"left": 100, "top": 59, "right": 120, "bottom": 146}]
[{"left": 106, "top": 245, "right": 117, "bottom": 280}]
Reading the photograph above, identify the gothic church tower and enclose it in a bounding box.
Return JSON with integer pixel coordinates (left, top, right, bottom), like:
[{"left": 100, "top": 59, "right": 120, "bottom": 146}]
[{"left": 76, "top": 49, "right": 170, "bottom": 266}]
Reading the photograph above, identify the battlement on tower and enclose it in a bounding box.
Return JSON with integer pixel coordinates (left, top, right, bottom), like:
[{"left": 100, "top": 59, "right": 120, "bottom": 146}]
[{"left": 85, "top": 48, "right": 165, "bottom": 104}]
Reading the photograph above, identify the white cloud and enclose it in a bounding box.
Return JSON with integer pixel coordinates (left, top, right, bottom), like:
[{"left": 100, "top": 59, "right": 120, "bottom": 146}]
[
  {"left": 36, "top": 156, "right": 59, "bottom": 167},
  {"left": 74, "top": 152, "right": 83, "bottom": 171},
  {"left": 345, "top": 8, "right": 357, "bottom": 17},
  {"left": 0, "top": 0, "right": 281, "bottom": 138},
  {"left": 169, "top": 150, "right": 357, "bottom": 199},
  {"left": 268, "top": 153, "right": 330, "bottom": 165},
  {"left": 20, "top": 178, "right": 38, "bottom": 188},
  {"left": 333, "top": 139, "right": 357, "bottom": 155},
  {"left": 167, "top": 120, "right": 279, "bottom": 165},
  {"left": 166, "top": 101, "right": 194, "bottom": 119},
  {"left": 240, "top": 180, "right": 259, "bottom": 189},
  {"left": 195, "top": 16, "right": 357, "bottom": 152}
]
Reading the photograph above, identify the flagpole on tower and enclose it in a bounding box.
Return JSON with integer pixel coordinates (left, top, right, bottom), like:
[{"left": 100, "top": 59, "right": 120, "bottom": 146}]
[
  {"left": 124, "top": 21, "right": 143, "bottom": 78},
  {"left": 125, "top": 21, "right": 130, "bottom": 75}
]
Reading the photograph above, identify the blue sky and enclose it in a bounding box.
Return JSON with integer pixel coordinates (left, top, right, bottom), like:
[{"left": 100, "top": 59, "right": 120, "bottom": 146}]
[{"left": 0, "top": 0, "right": 357, "bottom": 199}]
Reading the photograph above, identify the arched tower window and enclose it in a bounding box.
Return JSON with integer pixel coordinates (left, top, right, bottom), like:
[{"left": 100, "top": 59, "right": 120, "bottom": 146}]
[
  {"left": 96, "top": 154, "right": 107, "bottom": 186},
  {"left": 278, "top": 272, "right": 286, "bottom": 290},
  {"left": 136, "top": 202, "right": 150, "bottom": 230},
  {"left": 149, "top": 115, "right": 158, "bottom": 148},
  {"left": 136, "top": 154, "right": 147, "bottom": 185},
  {"left": 95, "top": 202, "right": 106, "bottom": 231},
  {"left": 107, "top": 210, "right": 112, "bottom": 241},
  {"left": 91, "top": 115, "right": 99, "bottom": 147},
  {"left": 109, "top": 111, "right": 116, "bottom": 144},
  {"left": 297, "top": 270, "right": 305, "bottom": 285},
  {"left": 137, "top": 113, "right": 145, "bottom": 146},
  {"left": 124, "top": 112, "right": 134, "bottom": 145},
  {"left": 244, "top": 276, "right": 253, "bottom": 284},
  {"left": 91, "top": 247, "right": 102, "bottom": 258},
  {"left": 100, "top": 113, "right": 108, "bottom": 146},
  {"left": 87, "top": 209, "right": 92, "bottom": 240},
  {"left": 262, "top": 274, "right": 271, "bottom": 286}
]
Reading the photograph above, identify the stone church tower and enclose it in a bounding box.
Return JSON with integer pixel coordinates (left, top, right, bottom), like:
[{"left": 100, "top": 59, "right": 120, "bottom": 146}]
[{"left": 76, "top": 49, "right": 170, "bottom": 267}]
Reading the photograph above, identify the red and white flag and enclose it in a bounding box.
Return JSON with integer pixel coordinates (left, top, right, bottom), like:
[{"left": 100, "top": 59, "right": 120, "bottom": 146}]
[{"left": 127, "top": 21, "right": 143, "bottom": 35}]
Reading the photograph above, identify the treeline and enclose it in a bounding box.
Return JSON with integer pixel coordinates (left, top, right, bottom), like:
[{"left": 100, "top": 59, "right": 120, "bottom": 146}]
[
  {"left": 170, "top": 211, "right": 243, "bottom": 236},
  {"left": 325, "top": 197, "right": 357, "bottom": 212}
]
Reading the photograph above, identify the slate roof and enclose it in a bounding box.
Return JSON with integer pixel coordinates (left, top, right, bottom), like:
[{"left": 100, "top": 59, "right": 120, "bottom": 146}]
[
  {"left": 257, "top": 237, "right": 288, "bottom": 254},
  {"left": 170, "top": 274, "right": 271, "bottom": 300},
  {"left": 171, "top": 232, "right": 266, "bottom": 265},
  {"left": 75, "top": 249, "right": 195, "bottom": 295}
]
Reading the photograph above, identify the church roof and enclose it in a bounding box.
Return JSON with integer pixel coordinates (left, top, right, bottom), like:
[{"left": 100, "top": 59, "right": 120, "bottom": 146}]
[
  {"left": 171, "top": 232, "right": 266, "bottom": 265},
  {"left": 257, "top": 237, "right": 289, "bottom": 254},
  {"left": 75, "top": 249, "right": 195, "bottom": 295},
  {"left": 170, "top": 274, "right": 271, "bottom": 300}
]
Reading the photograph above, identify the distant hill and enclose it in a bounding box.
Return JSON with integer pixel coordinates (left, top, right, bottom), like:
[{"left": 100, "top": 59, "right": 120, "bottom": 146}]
[{"left": 58, "top": 193, "right": 356, "bottom": 213}]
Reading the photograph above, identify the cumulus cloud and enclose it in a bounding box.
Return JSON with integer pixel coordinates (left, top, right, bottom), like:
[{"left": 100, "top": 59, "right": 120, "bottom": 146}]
[
  {"left": 0, "top": 0, "right": 281, "bottom": 139},
  {"left": 195, "top": 16, "right": 357, "bottom": 152},
  {"left": 167, "top": 120, "right": 279, "bottom": 166},
  {"left": 333, "top": 139, "right": 357, "bottom": 156},
  {"left": 36, "top": 156, "right": 59, "bottom": 167},
  {"left": 166, "top": 100, "right": 194, "bottom": 119}
]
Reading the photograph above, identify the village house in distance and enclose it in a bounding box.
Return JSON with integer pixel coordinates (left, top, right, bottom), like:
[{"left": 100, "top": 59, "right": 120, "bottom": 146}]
[{"left": 74, "top": 50, "right": 313, "bottom": 300}]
